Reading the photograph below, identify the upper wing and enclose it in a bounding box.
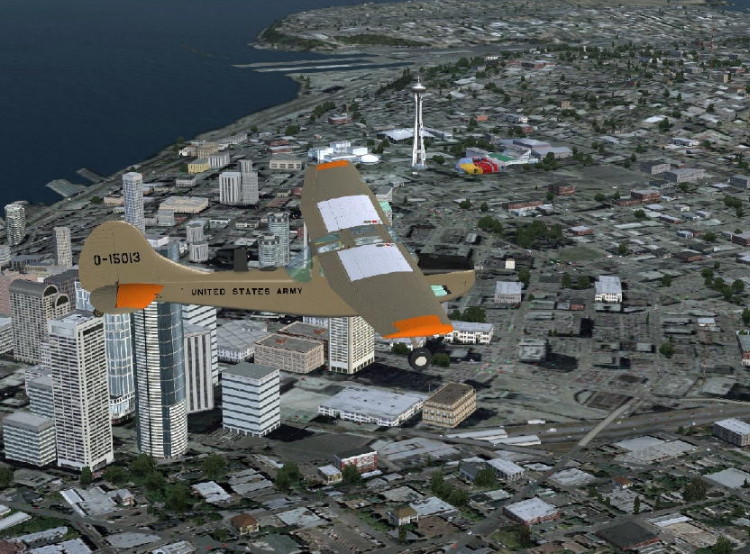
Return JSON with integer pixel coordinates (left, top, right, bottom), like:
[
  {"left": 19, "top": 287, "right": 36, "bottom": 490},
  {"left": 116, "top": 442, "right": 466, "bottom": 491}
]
[{"left": 301, "top": 161, "right": 455, "bottom": 338}]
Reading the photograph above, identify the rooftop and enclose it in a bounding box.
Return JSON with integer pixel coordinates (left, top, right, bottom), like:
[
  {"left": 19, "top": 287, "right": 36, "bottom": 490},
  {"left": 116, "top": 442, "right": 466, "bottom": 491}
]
[
  {"left": 495, "top": 281, "right": 524, "bottom": 295},
  {"left": 2, "top": 411, "right": 54, "bottom": 431},
  {"left": 504, "top": 497, "right": 558, "bottom": 521},
  {"left": 596, "top": 520, "right": 659, "bottom": 549},
  {"left": 320, "top": 386, "right": 426, "bottom": 421},
  {"left": 425, "top": 382, "right": 475, "bottom": 407},
  {"left": 257, "top": 333, "right": 323, "bottom": 353},
  {"left": 714, "top": 418, "right": 750, "bottom": 435},
  {"left": 223, "top": 362, "right": 278, "bottom": 381}
]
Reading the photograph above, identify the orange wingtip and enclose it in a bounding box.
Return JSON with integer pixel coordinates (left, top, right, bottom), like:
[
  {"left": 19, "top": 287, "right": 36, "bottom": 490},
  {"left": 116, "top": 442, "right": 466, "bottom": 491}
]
[
  {"left": 116, "top": 284, "right": 164, "bottom": 309},
  {"left": 382, "top": 315, "right": 453, "bottom": 339},
  {"left": 317, "top": 160, "right": 349, "bottom": 171}
]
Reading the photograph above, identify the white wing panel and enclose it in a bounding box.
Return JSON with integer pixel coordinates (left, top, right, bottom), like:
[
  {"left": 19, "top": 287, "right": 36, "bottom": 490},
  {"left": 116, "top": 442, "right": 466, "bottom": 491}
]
[
  {"left": 318, "top": 195, "right": 382, "bottom": 233},
  {"left": 337, "top": 244, "right": 412, "bottom": 281}
]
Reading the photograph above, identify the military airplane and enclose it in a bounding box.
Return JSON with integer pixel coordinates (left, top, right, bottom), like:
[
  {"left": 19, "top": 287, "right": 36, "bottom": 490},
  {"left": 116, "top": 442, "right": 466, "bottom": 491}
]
[{"left": 80, "top": 160, "right": 475, "bottom": 369}]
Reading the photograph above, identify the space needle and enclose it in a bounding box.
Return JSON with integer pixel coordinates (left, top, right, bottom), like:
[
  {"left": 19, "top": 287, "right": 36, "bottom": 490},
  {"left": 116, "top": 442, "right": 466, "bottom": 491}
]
[{"left": 411, "top": 77, "right": 427, "bottom": 170}]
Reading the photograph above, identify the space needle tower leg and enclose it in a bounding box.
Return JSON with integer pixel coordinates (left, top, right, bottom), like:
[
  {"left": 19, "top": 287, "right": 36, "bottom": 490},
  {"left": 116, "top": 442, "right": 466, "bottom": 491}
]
[{"left": 411, "top": 78, "right": 427, "bottom": 170}]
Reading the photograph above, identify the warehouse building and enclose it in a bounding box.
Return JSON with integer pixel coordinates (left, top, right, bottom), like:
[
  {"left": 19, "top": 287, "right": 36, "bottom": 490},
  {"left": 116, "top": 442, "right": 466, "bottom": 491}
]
[{"left": 319, "top": 387, "right": 426, "bottom": 427}]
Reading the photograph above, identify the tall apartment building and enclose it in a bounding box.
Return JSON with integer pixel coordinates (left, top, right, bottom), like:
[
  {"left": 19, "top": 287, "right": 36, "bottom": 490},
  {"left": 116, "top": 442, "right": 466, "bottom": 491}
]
[
  {"left": 44, "top": 268, "right": 78, "bottom": 306},
  {"left": 132, "top": 299, "right": 187, "bottom": 459},
  {"left": 222, "top": 363, "right": 280, "bottom": 437},
  {"left": 267, "top": 212, "right": 290, "bottom": 267},
  {"left": 239, "top": 159, "right": 259, "bottom": 205},
  {"left": 2, "top": 412, "right": 57, "bottom": 467},
  {"left": 25, "top": 367, "right": 55, "bottom": 419},
  {"left": 219, "top": 171, "right": 244, "bottom": 206},
  {"left": 713, "top": 418, "right": 750, "bottom": 447},
  {"left": 53, "top": 226, "right": 73, "bottom": 268},
  {"left": 0, "top": 244, "right": 11, "bottom": 268},
  {"left": 422, "top": 382, "right": 477, "bottom": 428},
  {"left": 48, "top": 312, "right": 113, "bottom": 471},
  {"left": 74, "top": 282, "right": 136, "bottom": 421},
  {"left": 183, "top": 324, "right": 214, "bottom": 413},
  {"left": 10, "top": 281, "right": 70, "bottom": 363},
  {"left": 5, "top": 202, "right": 26, "bottom": 246},
  {"left": 186, "top": 221, "right": 209, "bottom": 263},
  {"left": 258, "top": 234, "right": 281, "bottom": 268},
  {"left": 182, "top": 304, "right": 218, "bottom": 384},
  {"left": 328, "top": 317, "right": 374, "bottom": 374},
  {"left": 122, "top": 171, "right": 145, "bottom": 235}
]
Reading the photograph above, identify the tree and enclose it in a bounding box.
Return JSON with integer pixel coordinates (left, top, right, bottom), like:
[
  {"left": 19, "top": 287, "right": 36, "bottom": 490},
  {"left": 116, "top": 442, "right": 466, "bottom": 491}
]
[
  {"left": 391, "top": 343, "right": 409, "bottom": 355},
  {"left": 80, "top": 467, "right": 92, "bottom": 487},
  {"left": 164, "top": 483, "right": 192, "bottom": 512},
  {"left": 617, "top": 243, "right": 629, "bottom": 256},
  {"left": 432, "top": 353, "right": 450, "bottom": 367},
  {"left": 518, "top": 525, "right": 533, "bottom": 547},
  {"left": 683, "top": 476, "right": 707, "bottom": 502},
  {"left": 710, "top": 536, "right": 733, "bottom": 554},
  {"left": 576, "top": 275, "right": 591, "bottom": 289},
  {"left": 633, "top": 495, "right": 641, "bottom": 514},
  {"left": 431, "top": 154, "right": 446, "bottom": 165},
  {"left": 144, "top": 471, "right": 165, "bottom": 492},
  {"left": 284, "top": 124, "right": 300, "bottom": 135},
  {"left": 398, "top": 525, "right": 407, "bottom": 543},
  {"left": 275, "top": 471, "right": 292, "bottom": 491},
  {"left": 103, "top": 466, "right": 128, "bottom": 486},
  {"left": 202, "top": 454, "right": 227, "bottom": 481},
  {"left": 474, "top": 468, "right": 497, "bottom": 488},
  {"left": 342, "top": 464, "right": 362, "bottom": 485},
  {"left": 634, "top": 209, "right": 647, "bottom": 220},
  {"left": 479, "top": 202, "right": 489, "bottom": 212},
  {"left": 703, "top": 232, "right": 717, "bottom": 242},
  {"left": 660, "top": 274, "right": 673, "bottom": 287},
  {"left": 659, "top": 342, "right": 675, "bottom": 359},
  {"left": 462, "top": 306, "right": 487, "bottom": 323},
  {"left": 518, "top": 268, "right": 531, "bottom": 286},
  {"left": 732, "top": 279, "right": 745, "bottom": 294},
  {"left": 594, "top": 192, "right": 607, "bottom": 202},
  {"left": 0, "top": 467, "right": 13, "bottom": 488},
  {"left": 459, "top": 199, "right": 472, "bottom": 210},
  {"left": 131, "top": 453, "right": 157, "bottom": 480},
  {"left": 561, "top": 273, "right": 572, "bottom": 289},
  {"left": 742, "top": 308, "right": 750, "bottom": 326}
]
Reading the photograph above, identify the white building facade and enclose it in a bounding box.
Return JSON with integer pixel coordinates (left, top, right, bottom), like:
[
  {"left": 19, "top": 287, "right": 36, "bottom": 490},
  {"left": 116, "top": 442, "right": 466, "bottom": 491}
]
[
  {"left": 53, "top": 226, "right": 73, "bottom": 268},
  {"left": 5, "top": 202, "right": 26, "bottom": 246},
  {"left": 267, "top": 212, "right": 290, "bottom": 267},
  {"left": 219, "top": 171, "right": 243, "bottom": 206},
  {"left": 183, "top": 324, "right": 214, "bottom": 413},
  {"left": 222, "top": 363, "right": 280, "bottom": 437},
  {"left": 328, "top": 316, "right": 375, "bottom": 374},
  {"left": 594, "top": 275, "right": 623, "bottom": 303},
  {"left": 122, "top": 172, "right": 145, "bottom": 235},
  {"left": 2, "top": 412, "right": 57, "bottom": 467},
  {"left": 48, "top": 312, "right": 114, "bottom": 471}
]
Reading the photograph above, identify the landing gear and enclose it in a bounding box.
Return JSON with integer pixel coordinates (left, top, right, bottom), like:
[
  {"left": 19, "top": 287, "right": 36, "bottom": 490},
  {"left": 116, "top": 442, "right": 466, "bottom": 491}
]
[
  {"left": 93, "top": 309, "right": 103, "bottom": 318},
  {"left": 408, "top": 347, "right": 432, "bottom": 370}
]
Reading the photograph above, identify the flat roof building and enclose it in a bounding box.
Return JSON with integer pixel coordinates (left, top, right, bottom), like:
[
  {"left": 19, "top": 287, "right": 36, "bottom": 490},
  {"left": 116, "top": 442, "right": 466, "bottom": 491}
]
[
  {"left": 595, "top": 275, "right": 623, "bottom": 303},
  {"left": 444, "top": 321, "right": 494, "bottom": 345},
  {"left": 254, "top": 333, "right": 325, "bottom": 374},
  {"left": 713, "top": 418, "right": 750, "bottom": 447},
  {"left": 333, "top": 446, "right": 378, "bottom": 473},
  {"left": 216, "top": 320, "right": 268, "bottom": 363},
  {"left": 222, "top": 363, "right": 280, "bottom": 437},
  {"left": 159, "top": 196, "right": 209, "bottom": 214},
  {"left": 2, "top": 411, "right": 56, "bottom": 467},
  {"left": 737, "top": 332, "right": 750, "bottom": 367},
  {"left": 504, "top": 497, "right": 560, "bottom": 525},
  {"left": 518, "top": 338, "right": 548, "bottom": 362},
  {"left": 494, "top": 281, "right": 523, "bottom": 304},
  {"left": 422, "top": 382, "right": 476, "bottom": 428},
  {"left": 319, "top": 386, "right": 426, "bottom": 427},
  {"left": 487, "top": 458, "right": 525, "bottom": 481}
]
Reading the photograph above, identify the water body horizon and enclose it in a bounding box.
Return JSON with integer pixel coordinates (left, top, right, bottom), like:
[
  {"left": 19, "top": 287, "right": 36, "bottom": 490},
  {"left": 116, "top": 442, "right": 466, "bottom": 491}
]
[{"left": 0, "top": 0, "right": 409, "bottom": 207}]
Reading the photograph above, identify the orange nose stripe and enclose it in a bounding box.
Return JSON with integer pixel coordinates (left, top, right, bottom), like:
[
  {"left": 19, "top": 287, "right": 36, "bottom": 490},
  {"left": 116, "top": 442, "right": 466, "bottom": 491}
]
[
  {"left": 382, "top": 315, "right": 453, "bottom": 339},
  {"left": 116, "top": 284, "right": 164, "bottom": 309},
  {"left": 317, "top": 160, "right": 350, "bottom": 171}
]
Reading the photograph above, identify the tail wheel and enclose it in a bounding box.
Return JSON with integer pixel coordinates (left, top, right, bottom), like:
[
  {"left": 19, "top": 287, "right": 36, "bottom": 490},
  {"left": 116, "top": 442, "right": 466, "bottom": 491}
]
[
  {"left": 409, "top": 348, "right": 431, "bottom": 370},
  {"left": 93, "top": 309, "right": 103, "bottom": 318}
]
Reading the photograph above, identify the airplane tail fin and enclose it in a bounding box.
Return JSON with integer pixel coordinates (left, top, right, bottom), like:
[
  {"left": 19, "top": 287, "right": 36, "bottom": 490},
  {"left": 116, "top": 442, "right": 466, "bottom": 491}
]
[{"left": 79, "top": 221, "right": 194, "bottom": 313}]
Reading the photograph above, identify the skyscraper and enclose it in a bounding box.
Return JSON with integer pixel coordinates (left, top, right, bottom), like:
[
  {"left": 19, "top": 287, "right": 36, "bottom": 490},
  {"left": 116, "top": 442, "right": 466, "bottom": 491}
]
[
  {"left": 182, "top": 304, "right": 218, "bottom": 384},
  {"left": 258, "top": 234, "right": 280, "bottom": 268},
  {"left": 186, "top": 220, "right": 209, "bottom": 263},
  {"left": 222, "top": 363, "right": 280, "bottom": 437},
  {"left": 411, "top": 78, "right": 427, "bottom": 170},
  {"left": 5, "top": 202, "right": 26, "bottom": 246},
  {"left": 48, "top": 312, "right": 113, "bottom": 471},
  {"left": 219, "top": 171, "right": 243, "bottom": 205},
  {"left": 53, "top": 226, "right": 73, "bottom": 268},
  {"left": 131, "top": 241, "right": 187, "bottom": 459},
  {"left": 267, "top": 212, "right": 290, "bottom": 267},
  {"left": 239, "top": 159, "right": 259, "bottom": 206},
  {"left": 183, "top": 324, "right": 214, "bottom": 413},
  {"left": 328, "top": 317, "right": 375, "bottom": 374},
  {"left": 10, "top": 281, "right": 71, "bottom": 363},
  {"left": 75, "top": 282, "right": 136, "bottom": 422},
  {"left": 123, "top": 172, "right": 145, "bottom": 235}
]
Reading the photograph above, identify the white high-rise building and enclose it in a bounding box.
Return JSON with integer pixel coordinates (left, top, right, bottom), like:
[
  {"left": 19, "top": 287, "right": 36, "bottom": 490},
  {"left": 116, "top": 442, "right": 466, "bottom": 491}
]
[
  {"left": 48, "top": 312, "right": 113, "bottom": 471},
  {"left": 222, "top": 363, "right": 280, "bottom": 437},
  {"left": 411, "top": 79, "right": 427, "bottom": 170},
  {"left": 10, "top": 281, "right": 71, "bottom": 364},
  {"left": 328, "top": 317, "right": 375, "bottom": 374},
  {"left": 5, "top": 202, "right": 26, "bottom": 246},
  {"left": 239, "top": 159, "right": 259, "bottom": 205},
  {"left": 54, "top": 226, "right": 73, "bottom": 268},
  {"left": 75, "top": 282, "right": 135, "bottom": 422},
  {"left": 182, "top": 304, "right": 218, "bottom": 384},
  {"left": 0, "top": 244, "right": 11, "bottom": 267},
  {"left": 183, "top": 324, "right": 214, "bottom": 413},
  {"left": 123, "top": 172, "right": 145, "bottom": 235},
  {"left": 267, "top": 212, "right": 290, "bottom": 267},
  {"left": 132, "top": 300, "right": 187, "bottom": 459},
  {"left": 186, "top": 221, "right": 209, "bottom": 263},
  {"left": 2, "top": 412, "right": 57, "bottom": 467},
  {"left": 259, "top": 234, "right": 280, "bottom": 268},
  {"left": 219, "top": 171, "right": 243, "bottom": 206}
]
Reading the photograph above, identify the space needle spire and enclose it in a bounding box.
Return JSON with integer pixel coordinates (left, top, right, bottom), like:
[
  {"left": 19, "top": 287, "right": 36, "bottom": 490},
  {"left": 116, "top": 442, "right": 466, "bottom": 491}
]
[{"left": 411, "top": 77, "right": 427, "bottom": 170}]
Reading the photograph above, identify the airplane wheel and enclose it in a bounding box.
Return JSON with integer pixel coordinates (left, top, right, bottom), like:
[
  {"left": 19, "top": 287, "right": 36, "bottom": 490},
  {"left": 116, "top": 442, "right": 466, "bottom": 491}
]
[
  {"left": 409, "top": 348, "right": 431, "bottom": 370},
  {"left": 93, "top": 309, "right": 103, "bottom": 317}
]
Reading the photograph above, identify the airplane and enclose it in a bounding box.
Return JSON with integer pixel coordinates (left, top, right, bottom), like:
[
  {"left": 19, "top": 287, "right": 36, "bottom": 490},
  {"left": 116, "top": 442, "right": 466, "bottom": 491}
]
[{"left": 79, "top": 160, "right": 475, "bottom": 370}]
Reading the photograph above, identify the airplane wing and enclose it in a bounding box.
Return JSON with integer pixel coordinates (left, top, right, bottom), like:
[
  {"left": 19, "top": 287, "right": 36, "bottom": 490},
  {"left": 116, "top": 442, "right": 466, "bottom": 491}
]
[{"left": 301, "top": 161, "right": 468, "bottom": 339}]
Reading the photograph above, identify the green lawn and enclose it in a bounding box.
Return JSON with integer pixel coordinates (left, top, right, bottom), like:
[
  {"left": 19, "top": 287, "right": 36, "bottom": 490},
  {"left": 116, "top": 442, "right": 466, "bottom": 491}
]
[{"left": 558, "top": 246, "right": 604, "bottom": 262}]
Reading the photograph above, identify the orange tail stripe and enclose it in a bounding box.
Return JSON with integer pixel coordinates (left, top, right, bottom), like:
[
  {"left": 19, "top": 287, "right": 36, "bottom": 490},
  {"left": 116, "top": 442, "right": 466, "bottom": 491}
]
[
  {"left": 116, "top": 284, "right": 164, "bottom": 309},
  {"left": 383, "top": 314, "right": 453, "bottom": 339},
  {"left": 317, "top": 160, "right": 350, "bottom": 171}
]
